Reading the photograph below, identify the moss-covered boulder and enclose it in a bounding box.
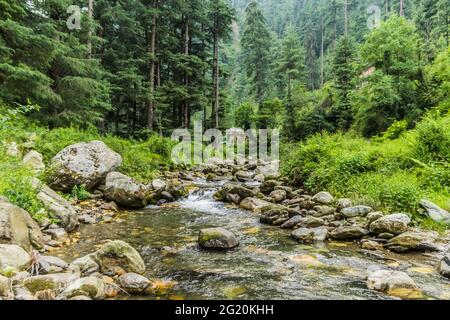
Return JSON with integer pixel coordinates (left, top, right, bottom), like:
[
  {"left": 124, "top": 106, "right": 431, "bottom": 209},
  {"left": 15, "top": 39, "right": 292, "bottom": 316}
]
[
  {"left": 94, "top": 240, "right": 145, "bottom": 275},
  {"left": 0, "top": 244, "right": 31, "bottom": 273},
  {"left": 198, "top": 228, "right": 239, "bottom": 250},
  {"left": 62, "top": 276, "right": 105, "bottom": 300},
  {"left": 23, "top": 273, "right": 79, "bottom": 294}
]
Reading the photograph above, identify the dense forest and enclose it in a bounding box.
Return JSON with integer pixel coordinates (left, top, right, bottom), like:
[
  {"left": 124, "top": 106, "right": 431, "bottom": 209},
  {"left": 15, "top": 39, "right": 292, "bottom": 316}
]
[{"left": 0, "top": 0, "right": 449, "bottom": 224}]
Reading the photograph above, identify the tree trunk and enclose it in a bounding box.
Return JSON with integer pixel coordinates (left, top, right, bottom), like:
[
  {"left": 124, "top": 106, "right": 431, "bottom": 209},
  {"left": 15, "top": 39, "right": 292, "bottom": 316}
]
[
  {"left": 344, "top": 0, "right": 348, "bottom": 36},
  {"left": 147, "top": 0, "right": 158, "bottom": 131},
  {"left": 88, "top": 0, "right": 93, "bottom": 58},
  {"left": 399, "top": 0, "right": 404, "bottom": 17},
  {"left": 183, "top": 16, "right": 190, "bottom": 129},
  {"left": 320, "top": 17, "right": 324, "bottom": 87},
  {"left": 212, "top": 6, "right": 220, "bottom": 129}
]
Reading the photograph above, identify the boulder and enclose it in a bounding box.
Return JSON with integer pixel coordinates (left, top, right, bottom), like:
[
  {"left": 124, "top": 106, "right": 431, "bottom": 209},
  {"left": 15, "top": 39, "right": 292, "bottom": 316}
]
[
  {"left": 419, "top": 200, "right": 450, "bottom": 224},
  {"left": 385, "top": 230, "right": 441, "bottom": 253},
  {"left": 269, "top": 190, "right": 287, "bottom": 203},
  {"left": 6, "top": 142, "right": 21, "bottom": 157},
  {"left": 260, "top": 205, "right": 290, "bottom": 226},
  {"left": 361, "top": 240, "right": 384, "bottom": 251},
  {"left": 37, "top": 255, "right": 68, "bottom": 274},
  {"left": 118, "top": 273, "right": 151, "bottom": 293},
  {"left": 341, "top": 206, "right": 373, "bottom": 218},
  {"left": 0, "top": 198, "right": 44, "bottom": 251},
  {"left": 165, "top": 181, "right": 189, "bottom": 200},
  {"left": 69, "top": 254, "right": 99, "bottom": 276},
  {"left": 44, "top": 228, "right": 69, "bottom": 243},
  {"left": 23, "top": 273, "right": 79, "bottom": 294},
  {"left": 49, "top": 141, "right": 122, "bottom": 192},
  {"left": 239, "top": 197, "right": 272, "bottom": 212},
  {"left": 22, "top": 150, "right": 45, "bottom": 173},
  {"left": 0, "top": 244, "right": 31, "bottom": 273},
  {"left": 216, "top": 184, "right": 255, "bottom": 201},
  {"left": 298, "top": 216, "right": 326, "bottom": 229},
  {"left": 94, "top": 240, "right": 145, "bottom": 275},
  {"left": 31, "top": 179, "right": 79, "bottom": 231},
  {"left": 337, "top": 198, "right": 353, "bottom": 210},
  {"left": 198, "top": 228, "right": 239, "bottom": 250},
  {"left": 151, "top": 179, "right": 166, "bottom": 193},
  {"left": 312, "top": 191, "right": 334, "bottom": 205},
  {"left": 281, "top": 216, "right": 304, "bottom": 229},
  {"left": 235, "top": 171, "right": 254, "bottom": 182},
  {"left": 329, "top": 226, "right": 369, "bottom": 240},
  {"left": 62, "top": 276, "right": 105, "bottom": 300},
  {"left": 13, "top": 287, "right": 35, "bottom": 300},
  {"left": 366, "top": 212, "right": 384, "bottom": 225},
  {"left": 366, "top": 270, "right": 422, "bottom": 299},
  {"left": 313, "top": 205, "right": 336, "bottom": 217},
  {"left": 439, "top": 254, "right": 450, "bottom": 278},
  {"left": 103, "top": 172, "right": 151, "bottom": 208},
  {"left": 369, "top": 213, "right": 411, "bottom": 235},
  {"left": 260, "top": 180, "right": 281, "bottom": 194},
  {"left": 226, "top": 193, "right": 241, "bottom": 205},
  {"left": 291, "top": 227, "right": 328, "bottom": 243}
]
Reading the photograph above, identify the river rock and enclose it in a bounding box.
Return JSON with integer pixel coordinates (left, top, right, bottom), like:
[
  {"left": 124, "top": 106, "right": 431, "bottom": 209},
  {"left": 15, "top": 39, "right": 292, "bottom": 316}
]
[
  {"left": 312, "top": 191, "right": 334, "bottom": 204},
  {"left": 198, "top": 228, "right": 239, "bottom": 250},
  {"left": 329, "top": 226, "right": 369, "bottom": 240},
  {"left": 151, "top": 179, "right": 166, "bottom": 193},
  {"left": 226, "top": 193, "right": 241, "bottom": 205},
  {"left": 0, "top": 275, "right": 11, "bottom": 296},
  {"left": 22, "top": 150, "right": 45, "bottom": 173},
  {"left": 0, "top": 198, "right": 44, "bottom": 251},
  {"left": 37, "top": 255, "right": 69, "bottom": 274},
  {"left": 366, "top": 270, "right": 421, "bottom": 299},
  {"left": 439, "top": 254, "right": 450, "bottom": 278},
  {"left": 118, "top": 273, "right": 150, "bottom": 293},
  {"left": 239, "top": 197, "right": 271, "bottom": 212},
  {"left": 313, "top": 205, "right": 336, "bottom": 217},
  {"left": 62, "top": 276, "right": 105, "bottom": 300},
  {"left": 419, "top": 200, "right": 450, "bottom": 224},
  {"left": 69, "top": 254, "right": 99, "bottom": 276},
  {"left": 31, "top": 179, "right": 79, "bottom": 231},
  {"left": 220, "top": 184, "right": 255, "bottom": 200},
  {"left": 0, "top": 244, "right": 31, "bottom": 273},
  {"left": 385, "top": 230, "right": 441, "bottom": 253},
  {"left": 369, "top": 213, "right": 411, "bottom": 235},
  {"left": 260, "top": 205, "right": 290, "bottom": 225},
  {"left": 13, "top": 286, "right": 35, "bottom": 300},
  {"left": 366, "top": 212, "right": 384, "bottom": 225},
  {"left": 235, "top": 171, "right": 254, "bottom": 182},
  {"left": 341, "top": 205, "right": 373, "bottom": 218},
  {"left": 69, "top": 295, "right": 92, "bottom": 300},
  {"left": 337, "top": 198, "right": 353, "bottom": 210},
  {"left": 6, "top": 142, "right": 21, "bottom": 157},
  {"left": 44, "top": 228, "right": 69, "bottom": 243},
  {"left": 270, "top": 190, "right": 287, "bottom": 203},
  {"left": 260, "top": 180, "right": 281, "bottom": 194},
  {"left": 49, "top": 141, "right": 122, "bottom": 192},
  {"left": 298, "top": 216, "right": 326, "bottom": 228},
  {"left": 23, "top": 273, "right": 79, "bottom": 294},
  {"left": 94, "top": 240, "right": 145, "bottom": 275},
  {"left": 165, "top": 181, "right": 189, "bottom": 200},
  {"left": 281, "top": 216, "right": 304, "bottom": 229},
  {"left": 103, "top": 172, "right": 151, "bottom": 208},
  {"left": 291, "top": 227, "right": 328, "bottom": 243},
  {"left": 361, "top": 240, "right": 384, "bottom": 250},
  {"left": 254, "top": 174, "right": 265, "bottom": 182}
]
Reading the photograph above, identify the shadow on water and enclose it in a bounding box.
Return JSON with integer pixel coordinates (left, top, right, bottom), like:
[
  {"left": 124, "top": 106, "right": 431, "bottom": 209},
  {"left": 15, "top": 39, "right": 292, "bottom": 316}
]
[{"left": 55, "top": 180, "right": 450, "bottom": 300}]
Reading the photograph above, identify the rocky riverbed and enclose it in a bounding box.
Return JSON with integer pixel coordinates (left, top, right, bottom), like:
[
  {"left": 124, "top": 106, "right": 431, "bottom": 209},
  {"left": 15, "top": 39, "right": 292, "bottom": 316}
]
[{"left": 1, "top": 140, "right": 450, "bottom": 300}]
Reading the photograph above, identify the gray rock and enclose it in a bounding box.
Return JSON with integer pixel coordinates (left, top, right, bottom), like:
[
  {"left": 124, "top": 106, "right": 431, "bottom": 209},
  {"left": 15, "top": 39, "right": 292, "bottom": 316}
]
[
  {"left": 337, "top": 198, "right": 353, "bottom": 210},
  {"left": 37, "top": 255, "right": 68, "bottom": 274},
  {"left": 313, "top": 205, "right": 336, "bottom": 217},
  {"left": 385, "top": 230, "right": 440, "bottom": 253},
  {"left": 0, "top": 244, "right": 31, "bottom": 273},
  {"left": 13, "top": 286, "right": 35, "bottom": 300},
  {"left": 69, "top": 254, "right": 99, "bottom": 276},
  {"left": 260, "top": 205, "right": 290, "bottom": 226},
  {"left": 298, "top": 216, "right": 326, "bottom": 228},
  {"left": 369, "top": 213, "right": 411, "bottom": 235},
  {"left": 291, "top": 227, "right": 328, "bottom": 243},
  {"left": 235, "top": 171, "right": 254, "bottom": 182},
  {"left": 49, "top": 141, "right": 122, "bottom": 192},
  {"left": 0, "top": 275, "right": 11, "bottom": 296},
  {"left": 419, "top": 200, "right": 450, "bottom": 224},
  {"left": 198, "top": 228, "right": 239, "bottom": 250},
  {"left": 23, "top": 273, "right": 79, "bottom": 294},
  {"left": 62, "top": 276, "right": 105, "bottom": 300},
  {"left": 260, "top": 180, "right": 281, "bottom": 194},
  {"left": 226, "top": 193, "right": 241, "bottom": 205},
  {"left": 94, "top": 240, "right": 145, "bottom": 275},
  {"left": 0, "top": 198, "right": 44, "bottom": 251},
  {"left": 151, "top": 179, "right": 166, "bottom": 193},
  {"left": 270, "top": 190, "right": 287, "bottom": 203},
  {"left": 22, "top": 150, "right": 45, "bottom": 173},
  {"left": 239, "top": 197, "right": 272, "bottom": 212},
  {"left": 341, "top": 205, "right": 373, "bottom": 218},
  {"left": 103, "top": 172, "right": 151, "bottom": 208},
  {"left": 312, "top": 191, "right": 334, "bottom": 204},
  {"left": 439, "top": 254, "right": 450, "bottom": 278},
  {"left": 118, "top": 273, "right": 150, "bottom": 293},
  {"left": 69, "top": 295, "right": 92, "bottom": 300},
  {"left": 281, "top": 216, "right": 304, "bottom": 229},
  {"left": 367, "top": 270, "right": 420, "bottom": 297},
  {"left": 6, "top": 142, "right": 21, "bottom": 157},
  {"left": 329, "top": 226, "right": 369, "bottom": 240},
  {"left": 361, "top": 240, "right": 384, "bottom": 250},
  {"left": 31, "top": 179, "right": 79, "bottom": 231},
  {"left": 366, "top": 212, "right": 384, "bottom": 225},
  {"left": 44, "top": 228, "right": 69, "bottom": 242}
]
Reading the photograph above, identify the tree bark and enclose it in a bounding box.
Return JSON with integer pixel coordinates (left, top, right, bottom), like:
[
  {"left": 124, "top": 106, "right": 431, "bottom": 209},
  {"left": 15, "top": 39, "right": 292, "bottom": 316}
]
[
  {"left": 212, "top": 3, "right": 220, "bottom": 129},
  {"left": 320, "top": 17, "right": 324, "bottom": 87},
  {"left": 147, "top": 0, "right": 158, "bottom": 131},
  {"left": 344, "top": 0, "right": 348, "bottom": 36},
  {"left": 88, "top": 0, "right": 93, "bottom": 58},
  {"left": 183, "top": 16, "right": 190, "bottom": 128},
  {"left": 399, "top": 0, "right": 404, "bottom": 17}
]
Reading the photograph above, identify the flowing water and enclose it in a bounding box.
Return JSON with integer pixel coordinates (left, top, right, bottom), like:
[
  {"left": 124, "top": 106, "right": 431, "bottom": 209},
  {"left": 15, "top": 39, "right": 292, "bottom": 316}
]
[{"left": 55, "top": 178, "right": 450, "bottom": 300}]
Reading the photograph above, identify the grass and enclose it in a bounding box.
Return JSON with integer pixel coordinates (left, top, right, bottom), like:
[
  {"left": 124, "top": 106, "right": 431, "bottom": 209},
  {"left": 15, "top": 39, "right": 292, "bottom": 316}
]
[{"left": 282, "top": 112, "right": 450, "bottom": 228}]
